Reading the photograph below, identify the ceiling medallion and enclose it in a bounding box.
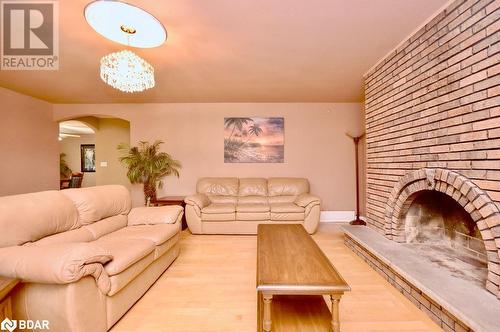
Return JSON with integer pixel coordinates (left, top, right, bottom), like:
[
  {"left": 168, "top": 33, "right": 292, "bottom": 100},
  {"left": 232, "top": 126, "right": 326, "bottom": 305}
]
[
  {"left": 100, "top": 50, "right": 155, "bottom": 93},
  {"left": 84, "top": 0, "right": 167, "bottom": 48},
  {"left": 85, "top": 1, "right": 165, "bottom": 93}
]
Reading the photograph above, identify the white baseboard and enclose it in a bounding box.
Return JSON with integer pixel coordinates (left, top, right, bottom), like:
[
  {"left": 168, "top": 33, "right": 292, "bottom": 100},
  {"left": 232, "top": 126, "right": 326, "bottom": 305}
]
[{"left": 320, "top": 211, "right": 355, "bottom": 223}]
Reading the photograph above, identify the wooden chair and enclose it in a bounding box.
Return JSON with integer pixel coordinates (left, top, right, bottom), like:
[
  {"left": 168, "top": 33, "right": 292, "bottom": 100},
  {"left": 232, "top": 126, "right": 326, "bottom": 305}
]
[{"left": 60, "top": 173, "right": 84, "bottom": 189}]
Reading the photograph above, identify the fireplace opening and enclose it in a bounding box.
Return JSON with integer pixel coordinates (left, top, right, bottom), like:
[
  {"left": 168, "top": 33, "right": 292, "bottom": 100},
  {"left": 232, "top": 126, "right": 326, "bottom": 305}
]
[{"left": 402, "top": 190, "right": 487, "bottom": 286}]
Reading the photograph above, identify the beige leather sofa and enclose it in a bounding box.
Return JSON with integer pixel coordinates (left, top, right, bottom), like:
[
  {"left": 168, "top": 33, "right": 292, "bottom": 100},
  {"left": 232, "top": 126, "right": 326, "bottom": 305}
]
[
  {"left": 0, "top": 185, "right": 183, "bottom": 332},
  {"left": 185, "top": 178, "right": 320, "bottom": 234}
]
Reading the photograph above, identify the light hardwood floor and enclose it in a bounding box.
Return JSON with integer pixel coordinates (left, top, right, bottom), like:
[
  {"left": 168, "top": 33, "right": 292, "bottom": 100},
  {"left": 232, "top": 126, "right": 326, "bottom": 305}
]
[{"left": 111, "top": 224, "right": 442, "bottom": 332}]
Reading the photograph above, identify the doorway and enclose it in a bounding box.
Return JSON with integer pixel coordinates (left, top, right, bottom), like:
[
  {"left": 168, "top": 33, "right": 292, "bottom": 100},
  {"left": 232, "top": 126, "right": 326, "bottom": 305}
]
[{"left": 58, "top": 116, "right": 130, "bottom": 189}]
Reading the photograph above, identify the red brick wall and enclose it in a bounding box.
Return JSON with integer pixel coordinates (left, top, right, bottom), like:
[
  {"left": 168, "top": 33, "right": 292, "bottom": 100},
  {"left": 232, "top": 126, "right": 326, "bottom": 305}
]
[{"left": 364, "top": 0, "right": 500, "bottom": 233}]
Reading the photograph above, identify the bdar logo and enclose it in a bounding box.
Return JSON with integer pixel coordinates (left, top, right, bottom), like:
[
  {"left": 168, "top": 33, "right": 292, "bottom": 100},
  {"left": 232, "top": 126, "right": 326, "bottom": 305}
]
[{"left": 0, "top": 318, "right": 17, "bottom": 332}]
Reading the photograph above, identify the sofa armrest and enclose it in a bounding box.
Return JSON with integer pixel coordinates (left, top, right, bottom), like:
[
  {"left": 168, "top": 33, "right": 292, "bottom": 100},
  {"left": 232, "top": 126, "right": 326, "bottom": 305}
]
[
  {"left": 128, "top": 206, "right": 183, "bottom": 226},
  {"left": 294, "top": 193, "right": 320, "bottom": 207},
  {"left": 0, "top": 242, "right": 113, "bottom": 294},
  {"left": 184, "top": 193, "right": 210, "bottom": 209}
]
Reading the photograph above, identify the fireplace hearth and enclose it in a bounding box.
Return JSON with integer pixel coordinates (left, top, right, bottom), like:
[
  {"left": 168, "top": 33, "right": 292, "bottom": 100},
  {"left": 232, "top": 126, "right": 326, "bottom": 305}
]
[{"left": 343, "top": 225, "right": 500, "bottom": 332}]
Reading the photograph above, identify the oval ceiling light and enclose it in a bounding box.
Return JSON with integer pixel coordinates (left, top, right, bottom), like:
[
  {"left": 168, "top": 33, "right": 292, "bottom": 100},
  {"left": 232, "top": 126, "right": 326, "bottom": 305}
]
[{"left": 85, "top": 0, "right": 167, "bottom": 48}]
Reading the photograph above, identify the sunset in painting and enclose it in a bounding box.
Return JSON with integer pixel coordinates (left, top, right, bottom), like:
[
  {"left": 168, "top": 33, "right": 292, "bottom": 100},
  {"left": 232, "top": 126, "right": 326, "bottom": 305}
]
[{"left": 224, "top": 117, "right": 284, "bottom": 163}]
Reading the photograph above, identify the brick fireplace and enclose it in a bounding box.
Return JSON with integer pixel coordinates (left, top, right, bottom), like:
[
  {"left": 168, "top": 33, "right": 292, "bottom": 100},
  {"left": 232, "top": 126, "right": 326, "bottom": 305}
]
[
  {"left": 363, "top": 0, "right": 500, "bottom": 300},
  {"left": 385, "top": 168, "right": 499, "bottom": 295}
]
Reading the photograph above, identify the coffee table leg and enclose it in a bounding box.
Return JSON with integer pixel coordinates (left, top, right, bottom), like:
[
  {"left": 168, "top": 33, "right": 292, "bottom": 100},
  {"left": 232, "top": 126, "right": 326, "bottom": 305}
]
[
  {"left": 257, "top": 292, "right": 261, "bottom": 332},
  {"left": 263, "top": 294, "right": 273, "bottom": 332},
  {"left": 330, "top": 295, "right": 341, "bottom": 332}
]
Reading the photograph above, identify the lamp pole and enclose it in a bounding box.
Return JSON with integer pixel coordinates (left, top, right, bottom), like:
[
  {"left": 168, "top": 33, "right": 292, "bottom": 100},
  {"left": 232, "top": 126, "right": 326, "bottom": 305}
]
[{"left": 346, "top": 133, "right": 366, "bottom": 225}]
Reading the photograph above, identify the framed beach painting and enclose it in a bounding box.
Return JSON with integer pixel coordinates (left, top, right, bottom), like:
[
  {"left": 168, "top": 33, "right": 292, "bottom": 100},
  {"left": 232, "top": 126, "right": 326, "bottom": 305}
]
[
  {"left": 224, "top": 117, "right": 284, "bottom": 163},
  {"left": 80, "top": 144, "right": 96, "bottom": 172}
]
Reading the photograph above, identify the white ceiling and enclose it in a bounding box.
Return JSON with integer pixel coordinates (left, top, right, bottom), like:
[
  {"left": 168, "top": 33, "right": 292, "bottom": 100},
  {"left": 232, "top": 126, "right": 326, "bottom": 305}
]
[
  {"left": 0, "top": 0, "right": 449, "bottom": 103},
  {"left": 59, "top": 120, "right": 95, "bottom": 135}
]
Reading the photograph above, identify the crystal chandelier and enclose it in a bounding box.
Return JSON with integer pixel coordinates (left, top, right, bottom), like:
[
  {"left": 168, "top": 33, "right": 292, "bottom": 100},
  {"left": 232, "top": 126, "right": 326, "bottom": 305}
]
[{"left": 100, "top": 50, "right": 155, "bottom": 93}]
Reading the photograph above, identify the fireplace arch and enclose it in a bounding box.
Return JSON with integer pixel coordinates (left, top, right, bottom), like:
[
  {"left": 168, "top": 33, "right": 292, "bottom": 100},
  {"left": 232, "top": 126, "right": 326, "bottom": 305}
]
[{"left": 384, "top": 168, "right": 500, "bottom": 298}]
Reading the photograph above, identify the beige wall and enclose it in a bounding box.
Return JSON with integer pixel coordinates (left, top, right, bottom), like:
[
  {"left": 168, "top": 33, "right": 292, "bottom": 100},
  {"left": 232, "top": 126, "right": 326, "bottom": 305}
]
[
  {"left": 0, "top": 87, "right": 58, "bottom": 196},
  {"left": 95, "top": 118, "right": 130, "bottom": 188},
  {"left": 54, "top": 103, "right": 364, "bottom": 210},
  {"left": 59, "top": 135, "right": 96, "bottom": 187}
]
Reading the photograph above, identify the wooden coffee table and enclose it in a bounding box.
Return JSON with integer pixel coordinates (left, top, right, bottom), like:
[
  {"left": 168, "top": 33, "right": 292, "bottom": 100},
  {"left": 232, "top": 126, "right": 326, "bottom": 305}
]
[
  {"left": 257, "top": 224, "right": 350, "bottom": 332},
  {"left": 0, "top": 277, "right": 20, "bottom": 322}
]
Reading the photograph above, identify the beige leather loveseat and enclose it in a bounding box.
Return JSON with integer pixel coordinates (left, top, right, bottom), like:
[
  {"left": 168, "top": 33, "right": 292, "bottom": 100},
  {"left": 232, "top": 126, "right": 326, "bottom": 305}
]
[
  {"left": 0, "top": 185, "right": 183, "bottom": 332},
  {"left": 185, "top": 177, "right": 320, "bottom": 234}
]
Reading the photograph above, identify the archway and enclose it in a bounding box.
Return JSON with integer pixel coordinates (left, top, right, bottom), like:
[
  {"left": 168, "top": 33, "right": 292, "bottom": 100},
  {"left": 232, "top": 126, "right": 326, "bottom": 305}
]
[{"left": 58, "top": 116, "right": 131, "bottom": 189}]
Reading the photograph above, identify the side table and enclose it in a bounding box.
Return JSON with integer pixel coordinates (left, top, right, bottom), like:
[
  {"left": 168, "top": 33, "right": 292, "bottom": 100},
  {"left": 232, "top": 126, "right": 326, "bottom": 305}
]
[
  {"left": 151, "top": 196, "right": 187, "bottom": 230},
  {"left": 0, "top": 277, "right": 20, "bottom": 322}
]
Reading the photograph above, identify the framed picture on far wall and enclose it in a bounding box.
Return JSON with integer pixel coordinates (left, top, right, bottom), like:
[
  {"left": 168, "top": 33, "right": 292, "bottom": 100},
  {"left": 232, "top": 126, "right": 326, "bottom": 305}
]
[
  {"left": 80, "top": 144, "right": 96, "bottom": 172},
  {"left": 224, "top": 117, "right": 284, "bottom": 163}
]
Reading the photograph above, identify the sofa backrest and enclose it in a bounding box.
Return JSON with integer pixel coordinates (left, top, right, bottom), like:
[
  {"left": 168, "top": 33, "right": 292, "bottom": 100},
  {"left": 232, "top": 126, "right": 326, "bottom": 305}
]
[
  {"left": 31, "top": 186, "right": 130, "bottom": 246},
  {"left": 239, "top": 178, "right": 267, "bottom": 196},
  {"left": 0, "top": 185, "right": 132, "bottom": 248},
  {"left": 267, "top": 177, "right": 309, "bottom": 196},
  {"left": 197, "top": 178, "right": 239, "bottom": 204},
  {"left": 268, "top": 177, "right": 310, "bottom": 203},
  {"left": 61, "top": 185, "right": 131, "bottom": 226},
  {"left": 0, "top": 191, "right": 79, "bottom": 247},
  {"left": 237, "top": 178, "right": 268, "bottom": 204},
  {"left": 196, "top": 177, "right": 310, "bottom": 203}
]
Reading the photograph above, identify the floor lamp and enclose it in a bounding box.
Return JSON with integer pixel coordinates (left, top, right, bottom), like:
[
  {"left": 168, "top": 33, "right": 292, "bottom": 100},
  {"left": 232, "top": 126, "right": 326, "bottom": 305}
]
[{"left": 346, "top": 133, "right": 366, "bottom": 225}]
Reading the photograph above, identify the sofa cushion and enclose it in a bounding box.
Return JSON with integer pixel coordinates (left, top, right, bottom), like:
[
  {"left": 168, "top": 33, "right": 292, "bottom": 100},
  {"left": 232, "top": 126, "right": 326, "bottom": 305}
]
[
  {"left": 236, "top": 203, "right": 270, "bottom": 213},
  {"left": 83, "top": 215, "right": 127, "bottom": 240},
  {"left": 94, "top": 238, "right": 155, "bottom": 276},
  {"left": 109, "top": 224, "right": 180, "bottom": 246},
  {"left": 236, "top": 212, "right": 270, "bottom": 221},
  {"left": 154, "top": 233, "right": 181, "bottom": 259},
  {"left": 197, "top": 177, "right": 239, "bottom": 196},
  {"left": 33, "top": 227, "right": 94, "bottom": 246},
  {"left": 207, "top": 195, "right": 238, "bottom": 204},
  {"left": 268, "top": 195, "right": 297, "bottom": 204},
  {"left": 270, "top": 203, "right": 305, "bottom": 213},
  {"left": 270, "top": 203, "right": 306, "bottom": 221},
  {"left": 128, "top": 206, "right": 183, "bottom": 226},
  {"left": 201, "top": 213, "right": 235, "bottom": 221},
  {"left": 271, "top": 212, "right": 305, "bottom": 221},
  {"left": 0, "top": 190, "right": 79, "bottom": 247},
  {"left": 108, "top": 251, "right": 155, "bottom": 296},
  {"left": 268, "top": 178, "right": 309, "bottom": 197},
  {"left": 239, "top": 178, "right": 268, "bottom": 196},
  {"left": 61, "top": 185, "right": 131, "bottom": 226},
  {"left": 202, "top": 203, "right": 236, "bottom": 214},
  {"left": 238, "top": 196, "right": 268, "bottom": 204}
]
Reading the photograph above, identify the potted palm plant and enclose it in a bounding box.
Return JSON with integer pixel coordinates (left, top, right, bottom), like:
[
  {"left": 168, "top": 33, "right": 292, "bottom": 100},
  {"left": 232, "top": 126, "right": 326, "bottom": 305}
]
[{"left": 118, "top": 140, "right": 181, "bottom": 205}]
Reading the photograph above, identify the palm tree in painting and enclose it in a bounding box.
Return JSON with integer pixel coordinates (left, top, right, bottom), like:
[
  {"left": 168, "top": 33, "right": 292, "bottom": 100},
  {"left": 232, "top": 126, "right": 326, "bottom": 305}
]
[
  {"left": 243, "top": 123, "right": 263, "bottom": 146},
  {"left": 224, "top": 117, "right": 253, "bottom": 141}
]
